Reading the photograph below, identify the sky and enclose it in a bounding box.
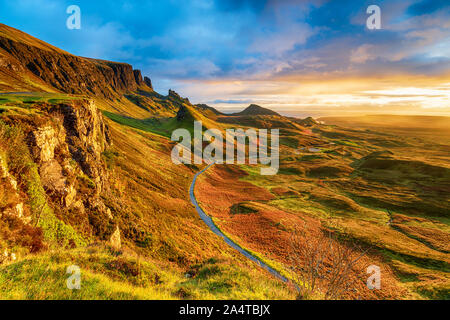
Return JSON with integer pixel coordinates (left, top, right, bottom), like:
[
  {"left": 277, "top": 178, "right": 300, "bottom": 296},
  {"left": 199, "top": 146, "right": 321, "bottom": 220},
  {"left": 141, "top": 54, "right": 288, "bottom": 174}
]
[{"left": 0, "top": 0, "right": 449, "bottom": 116}]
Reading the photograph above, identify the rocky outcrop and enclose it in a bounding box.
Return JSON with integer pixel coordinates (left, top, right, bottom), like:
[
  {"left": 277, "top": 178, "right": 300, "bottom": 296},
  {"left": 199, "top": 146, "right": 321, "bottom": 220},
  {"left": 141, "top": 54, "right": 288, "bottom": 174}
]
[
  {"left": 0, "top": 152, "right": 26, "bottom": 221},
  {"left": 110, "top": 226, "right": 121, "bottom": 250},
  {"left": 144, "top": 76, "right": 153, "bottom": 89},
  {"left": 195, "top": 104, "right": 224, "bottom": 115},
  {"left": 133, "top": 69, "right": 144, "bottom": 86},
  {"left": 176, "top": 105, "right": 189, "bottom": 121},
  {"left": 49, "top": 100, "right": 111, "bottom": 190},
  {"left": 296, "top": 117, "right": 318, "bottom": 127},
  {"left": 30, "top": 126, "right": 64, "bottom": 163},
  {"left": 17, "top": 99, "right": 112, "bottom": 219},
  {"left": 168, "top": 89, "right": 191, "bottom": 110}
]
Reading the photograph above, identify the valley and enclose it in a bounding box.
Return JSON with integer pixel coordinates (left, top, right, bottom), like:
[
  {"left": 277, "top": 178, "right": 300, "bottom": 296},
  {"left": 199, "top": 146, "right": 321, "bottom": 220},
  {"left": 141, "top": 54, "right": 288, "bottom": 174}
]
[{"left": 0, "top": 23, "right": 448, "bottom": 300}]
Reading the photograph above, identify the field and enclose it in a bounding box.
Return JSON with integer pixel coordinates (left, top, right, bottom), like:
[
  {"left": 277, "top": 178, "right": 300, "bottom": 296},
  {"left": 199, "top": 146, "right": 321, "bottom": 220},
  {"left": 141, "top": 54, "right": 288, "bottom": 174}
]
[
  {"left": 195, "top": 115, "right": 450, "bottom": 299},
  {"left": 0, "top": 96, "right": 296, "bottom": 300},
  {"left": 0, "top": 23, "right": 448, "bottom": 300}
]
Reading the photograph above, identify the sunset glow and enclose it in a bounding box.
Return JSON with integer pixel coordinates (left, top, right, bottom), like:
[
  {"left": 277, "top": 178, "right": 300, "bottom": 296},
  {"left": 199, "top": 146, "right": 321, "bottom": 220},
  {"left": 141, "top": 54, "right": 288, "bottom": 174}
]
[{"left": 1, "top": 0, "right": 449, "bottom": 115}]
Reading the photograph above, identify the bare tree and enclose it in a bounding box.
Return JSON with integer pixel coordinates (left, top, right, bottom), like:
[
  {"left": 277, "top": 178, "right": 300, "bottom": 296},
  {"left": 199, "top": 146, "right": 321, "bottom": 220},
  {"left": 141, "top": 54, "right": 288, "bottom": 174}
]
[{"left": 289, "top": 223, "right": 368, "bottom": 300}]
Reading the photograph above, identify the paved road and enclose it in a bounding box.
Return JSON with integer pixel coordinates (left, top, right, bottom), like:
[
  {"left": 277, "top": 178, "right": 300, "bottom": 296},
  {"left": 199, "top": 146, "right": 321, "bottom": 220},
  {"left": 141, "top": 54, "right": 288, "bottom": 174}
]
[{"left": 189, "top": 163, "right": 289, "bottom": 283}]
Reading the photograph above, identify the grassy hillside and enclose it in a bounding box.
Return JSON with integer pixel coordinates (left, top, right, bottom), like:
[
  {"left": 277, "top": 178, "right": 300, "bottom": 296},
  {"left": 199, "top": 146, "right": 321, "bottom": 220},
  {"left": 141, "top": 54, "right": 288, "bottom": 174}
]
[
  {"left": 195, "top": 115, "right": 450, "bottom": 300},
  {"left": 0, "top": 98, "right": 296, "bottom": 300},
  {"left": 0, "top": 24, "right": 448, "bottom": 301},
  {"left": 0, "top": 245, "right": 294, "bottom": 300}
]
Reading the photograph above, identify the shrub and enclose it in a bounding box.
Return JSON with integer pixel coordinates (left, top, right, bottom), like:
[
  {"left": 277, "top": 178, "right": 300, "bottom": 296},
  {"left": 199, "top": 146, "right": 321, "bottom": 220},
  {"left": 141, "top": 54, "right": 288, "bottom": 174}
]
[
  {"left": 106, "top": 258, "right": 140, "bottom": 277},
  {"left": 0, "top": 215, "right": 46, "bottom": 253},
  {"left": 289, "top": 224, "right": 368, "bottom": 300}
]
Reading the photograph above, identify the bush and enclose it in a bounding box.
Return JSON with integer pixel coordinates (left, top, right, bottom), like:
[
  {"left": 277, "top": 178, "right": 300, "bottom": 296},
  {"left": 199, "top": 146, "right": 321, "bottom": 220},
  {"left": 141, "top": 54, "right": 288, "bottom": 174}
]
[
  {"left": 106, "top": 258, "right": 140, "bottom": 277},
  {"left": 0, "top": 215, "right": 46, "bottom": 253}
]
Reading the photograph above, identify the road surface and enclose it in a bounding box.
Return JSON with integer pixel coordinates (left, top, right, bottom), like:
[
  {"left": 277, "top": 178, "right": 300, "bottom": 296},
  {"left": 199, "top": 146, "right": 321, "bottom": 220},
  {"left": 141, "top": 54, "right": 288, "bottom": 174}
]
[{"left": 189, "top": 163, "right": 289, "bottom": 283}]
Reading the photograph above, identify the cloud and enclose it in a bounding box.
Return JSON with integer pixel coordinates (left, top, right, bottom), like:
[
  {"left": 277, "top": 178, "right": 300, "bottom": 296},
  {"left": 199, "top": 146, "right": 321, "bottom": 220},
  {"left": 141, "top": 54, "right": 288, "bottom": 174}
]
[
  {"left": 212, "top": 99, "right": 254, "bottom": 104},
  {"left": 247, "top": 22, "right": 314, "bottom": 56},
  {"left": 0, "top": 0, "right": 449, "bottom": 115},
  {"left": 144, "top": 57, "right": 221, "bottom": 79},
  {"left": 350, "top": 44, "right": 376, "bottom": 64},
  {"left": 73, "top": 22, "right": 136, "bottom": 60}
]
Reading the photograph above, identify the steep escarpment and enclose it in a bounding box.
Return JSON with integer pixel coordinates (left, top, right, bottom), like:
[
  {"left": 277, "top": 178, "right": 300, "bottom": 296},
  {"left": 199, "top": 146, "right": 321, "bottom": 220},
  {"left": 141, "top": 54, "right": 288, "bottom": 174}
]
[{"left": 0, "top": 24, "right": 151, "bottom": 99}]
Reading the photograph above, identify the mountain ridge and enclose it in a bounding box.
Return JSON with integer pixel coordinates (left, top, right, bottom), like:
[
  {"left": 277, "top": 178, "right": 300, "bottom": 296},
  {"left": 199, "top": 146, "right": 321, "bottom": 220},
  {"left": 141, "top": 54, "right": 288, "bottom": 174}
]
[
  {"left": 0, "top": 23, "right": 150, "bottom": 99},
  {"left": 230, "top": 104, "right": 281, "bottom": 117}
]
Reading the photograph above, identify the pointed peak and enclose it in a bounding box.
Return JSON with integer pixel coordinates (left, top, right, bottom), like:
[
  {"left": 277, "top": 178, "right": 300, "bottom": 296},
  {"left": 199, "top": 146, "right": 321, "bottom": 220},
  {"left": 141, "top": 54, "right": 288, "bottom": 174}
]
[{"left": 297, "top": 117, "right": 318, "bottom": 127}]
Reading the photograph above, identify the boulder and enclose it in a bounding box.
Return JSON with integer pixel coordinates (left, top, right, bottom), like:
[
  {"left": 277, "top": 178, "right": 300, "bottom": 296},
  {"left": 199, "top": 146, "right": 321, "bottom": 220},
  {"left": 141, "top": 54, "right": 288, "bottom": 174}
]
[{"left": 110, "top": 226, "right": 121, "bottom": 250}]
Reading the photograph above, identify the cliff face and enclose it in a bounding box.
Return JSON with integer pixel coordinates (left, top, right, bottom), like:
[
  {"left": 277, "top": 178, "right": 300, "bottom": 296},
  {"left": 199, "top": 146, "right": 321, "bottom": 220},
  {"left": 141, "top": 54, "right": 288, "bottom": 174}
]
[
  {"left": 31, "top": 100, "right": 111, "bottom": 194},
  {"left": 0, "top": 24, "right": 196, "bottom": 119},
  {"left": 0, "top": 99, "right": 115, "bottom": 252},
  {"left": 0, "top": 24, "right": 151, "bottom": 98}
]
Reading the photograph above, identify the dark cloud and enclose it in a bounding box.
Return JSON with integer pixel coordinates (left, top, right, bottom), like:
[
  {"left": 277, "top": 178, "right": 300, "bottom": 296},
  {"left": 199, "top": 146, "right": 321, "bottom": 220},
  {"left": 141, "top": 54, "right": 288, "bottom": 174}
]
[{"left": 407, "top": 0, "right": 450, "bottom": 15}]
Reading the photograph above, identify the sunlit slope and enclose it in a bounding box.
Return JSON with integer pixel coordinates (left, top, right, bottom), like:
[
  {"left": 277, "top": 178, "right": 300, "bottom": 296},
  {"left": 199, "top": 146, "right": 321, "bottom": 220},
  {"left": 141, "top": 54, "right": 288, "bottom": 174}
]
[
  {"left": 0, "top": 245, "right": 295, "bottom": 300},
  {"left": 104, "top": 104, "right": 230, "bottom": 138},
  {"left": 0, "top": 97, "right": 295, "bottom": 300},
  {"left": 194, "top": 116, "right": 450, "bottom": 300}
]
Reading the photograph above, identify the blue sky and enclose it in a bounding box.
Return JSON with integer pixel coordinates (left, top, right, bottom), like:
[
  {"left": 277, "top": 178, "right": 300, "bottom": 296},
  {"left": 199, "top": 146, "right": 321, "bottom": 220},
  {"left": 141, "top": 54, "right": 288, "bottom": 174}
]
[{"left": 0, "top": 0, "right": 449, "bottom": 115}]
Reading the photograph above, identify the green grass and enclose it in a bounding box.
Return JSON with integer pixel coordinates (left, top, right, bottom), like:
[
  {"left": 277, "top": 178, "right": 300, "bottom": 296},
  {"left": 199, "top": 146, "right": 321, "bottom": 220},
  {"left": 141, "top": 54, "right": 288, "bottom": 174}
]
[
  {"left": 0, "top": 245, "right": 296, "bottom": 300},
  {"left": 380, "top": 248, "right": 450, "bottom": 273},
  {"left": 103, "top": 105, "right": 227, "bottom": 140},
  {"left": 333, "top": 139, "right": 360, "bottom": 147},
  {"left": 270, "top": 198, "right": 331, "bottom": 219},
  {"left": 102, "top": 111, "right": 175, "bottom": 138},
  {"left": 0, "top": 93, "right": 79, "bottom": 106},
  {"left": 26, "top": 151, "right": 87, "bottom": 248},
  {"left": 280, "top": 137, "right": 299, "bottom": 148}
]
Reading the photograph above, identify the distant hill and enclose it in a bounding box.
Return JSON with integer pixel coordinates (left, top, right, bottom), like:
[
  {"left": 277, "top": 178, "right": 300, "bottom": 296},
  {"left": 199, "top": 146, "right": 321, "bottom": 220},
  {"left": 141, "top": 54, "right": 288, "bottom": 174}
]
[
  {"left": 292, "top": 116, "right": 318, "bottom": 127},
  {"left": 195, "top": 104, "right": 224, "bottom": 116},
  {"left": 175, "top": 104, "right": 224, "bottom": 133},
  {"left": 230, "top": 104, "right": 280, "bottom": 116}
]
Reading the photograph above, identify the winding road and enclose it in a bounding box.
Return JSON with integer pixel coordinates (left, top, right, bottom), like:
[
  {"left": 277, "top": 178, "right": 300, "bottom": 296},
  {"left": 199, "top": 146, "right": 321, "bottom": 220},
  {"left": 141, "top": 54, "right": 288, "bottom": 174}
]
[{"left": 189, "top": 163, "right": 289, "bottom": 283}]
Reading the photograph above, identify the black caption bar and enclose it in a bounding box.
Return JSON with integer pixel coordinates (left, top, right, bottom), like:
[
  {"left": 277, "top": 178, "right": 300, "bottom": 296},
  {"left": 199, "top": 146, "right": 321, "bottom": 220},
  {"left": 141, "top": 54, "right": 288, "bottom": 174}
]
[{"left": 1, "top": 300, "right": 447, "bottom": 319}]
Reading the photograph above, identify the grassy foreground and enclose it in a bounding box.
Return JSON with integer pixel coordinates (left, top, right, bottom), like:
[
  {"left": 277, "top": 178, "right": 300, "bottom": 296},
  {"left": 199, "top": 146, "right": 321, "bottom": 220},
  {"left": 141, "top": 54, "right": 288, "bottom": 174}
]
[{"left": 0, "top": 245, "right": 296, "bottom": 300}]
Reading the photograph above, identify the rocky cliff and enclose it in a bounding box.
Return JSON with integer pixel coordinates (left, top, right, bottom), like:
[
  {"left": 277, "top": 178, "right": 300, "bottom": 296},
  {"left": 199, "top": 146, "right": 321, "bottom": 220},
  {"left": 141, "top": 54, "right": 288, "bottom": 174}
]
[
  {"left": 0, "top": 98, "right": 115, "bottom": 253},
  {"left": 0, "top": 23, "right": 151, "bottom": 99}
]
